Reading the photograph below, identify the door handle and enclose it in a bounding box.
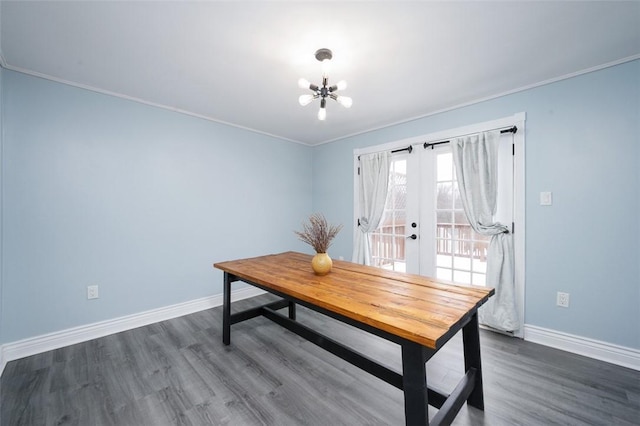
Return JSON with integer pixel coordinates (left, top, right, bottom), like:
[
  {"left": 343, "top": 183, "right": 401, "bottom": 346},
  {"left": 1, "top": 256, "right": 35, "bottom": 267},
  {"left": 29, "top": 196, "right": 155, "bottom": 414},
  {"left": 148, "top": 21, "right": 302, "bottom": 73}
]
[{"left": 407, "top": 234, "right": 417, "bottom": 240}]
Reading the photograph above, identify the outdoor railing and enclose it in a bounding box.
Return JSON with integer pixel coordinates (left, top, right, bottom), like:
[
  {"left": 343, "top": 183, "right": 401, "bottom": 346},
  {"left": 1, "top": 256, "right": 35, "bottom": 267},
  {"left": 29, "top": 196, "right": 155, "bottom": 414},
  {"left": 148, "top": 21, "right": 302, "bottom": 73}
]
[{"left": 371, "top": 224, "right": 488, "bottom": 262}]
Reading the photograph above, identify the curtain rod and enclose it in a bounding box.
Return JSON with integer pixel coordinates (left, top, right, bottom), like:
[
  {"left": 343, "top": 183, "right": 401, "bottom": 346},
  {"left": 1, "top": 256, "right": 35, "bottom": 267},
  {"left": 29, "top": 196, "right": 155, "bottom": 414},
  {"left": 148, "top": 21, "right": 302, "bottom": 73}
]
[
  {"left": 423, "top": 126, "right": 517, "bottom": 150},
  {"left": 391, "top": 145, "right": 413, "bottom": 154},
  {"left": 358, "top": 125, "right": 518, "bottom": 159}
]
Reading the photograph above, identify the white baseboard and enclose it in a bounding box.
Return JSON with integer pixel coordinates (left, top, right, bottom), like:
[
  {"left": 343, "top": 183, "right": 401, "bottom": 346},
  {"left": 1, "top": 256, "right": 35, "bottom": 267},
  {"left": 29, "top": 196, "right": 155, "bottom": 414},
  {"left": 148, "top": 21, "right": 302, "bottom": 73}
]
[
  {"left": 0, "top": 286, "right": 265, "bottom": 377},
  {"left": 524, "top": 324, "right": 640, "bottom": 371}
]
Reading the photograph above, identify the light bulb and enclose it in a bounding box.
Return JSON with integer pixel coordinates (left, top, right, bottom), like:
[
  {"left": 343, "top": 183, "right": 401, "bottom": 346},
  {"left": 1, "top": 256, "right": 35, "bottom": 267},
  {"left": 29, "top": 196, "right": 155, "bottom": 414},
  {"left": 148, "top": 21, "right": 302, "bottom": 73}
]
[
  {"left": 336, "top": 80, "right": 347, "bottom": 91},
  {"left": 336, "top": 96, "right": 353, "bottom": 108},
  {"left": 299, "top": 94, "right": 314, "bottom": 106},
  {"left": 298, "top": 78, "right": 311, "bottom": 89},
  {"left": 318, "top": 107, "right": 327, "bottom": 121}
]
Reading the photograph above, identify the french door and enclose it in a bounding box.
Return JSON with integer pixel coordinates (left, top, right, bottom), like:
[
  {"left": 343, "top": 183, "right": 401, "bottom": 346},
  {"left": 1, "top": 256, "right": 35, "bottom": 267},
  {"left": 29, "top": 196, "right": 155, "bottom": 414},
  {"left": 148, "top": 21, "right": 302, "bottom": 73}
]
[
  {"left": 369, "top": 143, "right": 511, "bottom": 282},
  {"left": 362, "top": 114, "right": 524, "bottom": 305},
  {"left": 417, "top": 141, "right": 513, "bottom": 283}
]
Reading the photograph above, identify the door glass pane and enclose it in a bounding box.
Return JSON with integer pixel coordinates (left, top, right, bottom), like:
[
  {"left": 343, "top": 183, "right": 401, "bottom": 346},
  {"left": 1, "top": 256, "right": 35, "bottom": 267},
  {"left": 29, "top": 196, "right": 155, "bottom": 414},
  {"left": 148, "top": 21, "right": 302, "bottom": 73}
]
[
  {"left": 436, "top": 253, "right": 452, "bottom": 267},
  {"left": 453, "top": 254, "right": 471, "bottom": 271},
  {"left": 437, "top": 225, "right": 452, "bottom": 241},
  {"left": 454, "top": 270, "right": 471, "bottom": 285},
  {"left": 454, "top": 211, "right": 467, "bottom": 224},
  {"left": 436, "top": 268, "right": 452, "bottom": 281},
  {"left": 472, "top": 273, "right": 486, "bottom": 286},
  {"left": 391, "top": 186, "right": 406, "bottom": 210},
  {"left": 436, "top": 152, "right": 453, "bottom": 181},
  {"left": 437, "top": 183, "right": 453, "bottom": 209},
  {"left": 437, "top": 211, "right": 452, "bottom": 225},
  {"left": 474, "top": 244, "right": 488, "bottom": 269}
]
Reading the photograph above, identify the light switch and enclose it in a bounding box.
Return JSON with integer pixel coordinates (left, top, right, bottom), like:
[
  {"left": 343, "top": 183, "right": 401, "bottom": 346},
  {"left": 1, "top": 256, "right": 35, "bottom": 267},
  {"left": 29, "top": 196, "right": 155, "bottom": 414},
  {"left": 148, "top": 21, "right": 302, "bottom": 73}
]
[{"left": 540, "top": 191, "right": 553, "bottom": 206}]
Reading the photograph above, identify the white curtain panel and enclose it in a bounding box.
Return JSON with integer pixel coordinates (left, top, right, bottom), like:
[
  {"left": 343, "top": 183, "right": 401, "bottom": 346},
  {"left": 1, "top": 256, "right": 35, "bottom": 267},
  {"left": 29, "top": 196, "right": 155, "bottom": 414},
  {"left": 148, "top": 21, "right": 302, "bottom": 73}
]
[
  {"left": 452, "top": 131, "right": 520, "bottom": 332},
  {"left": 352, "top": 151, "right": 391, "bottom": 265}
]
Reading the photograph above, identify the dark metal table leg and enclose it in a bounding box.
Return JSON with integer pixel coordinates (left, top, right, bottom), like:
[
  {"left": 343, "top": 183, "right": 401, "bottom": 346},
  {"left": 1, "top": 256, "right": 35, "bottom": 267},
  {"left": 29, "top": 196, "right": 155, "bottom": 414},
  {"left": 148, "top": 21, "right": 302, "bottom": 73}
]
[
  {"left": 401, "top": 342, "right": 429, "bottom": 425},
  {"left": 288, "top": 301, "right": 296, "bottom": 320},
  {"left": 462, "top": 312, "right": 484, "bottom": 410},
  {"left": 223, "top": 272, "right": 232, "bottom": 345}
]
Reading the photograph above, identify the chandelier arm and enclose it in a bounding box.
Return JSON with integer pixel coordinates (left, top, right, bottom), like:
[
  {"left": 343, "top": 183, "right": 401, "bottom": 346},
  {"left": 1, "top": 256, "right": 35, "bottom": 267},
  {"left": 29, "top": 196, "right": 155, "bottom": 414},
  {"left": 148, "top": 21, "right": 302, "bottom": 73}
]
[{"left": 309, "top": 83, "right": 319, "bottom": 92}]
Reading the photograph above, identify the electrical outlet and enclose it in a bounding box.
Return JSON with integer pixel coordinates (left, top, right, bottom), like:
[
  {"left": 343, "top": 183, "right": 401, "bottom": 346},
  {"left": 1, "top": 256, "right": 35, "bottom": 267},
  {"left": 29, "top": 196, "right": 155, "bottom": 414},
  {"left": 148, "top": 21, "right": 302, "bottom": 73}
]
[
  {"left": 87, "top": 285, "right": 99, "bottom": 300},
  {"left": 556, "top": 291, "right": 569, "bottom": 308}
]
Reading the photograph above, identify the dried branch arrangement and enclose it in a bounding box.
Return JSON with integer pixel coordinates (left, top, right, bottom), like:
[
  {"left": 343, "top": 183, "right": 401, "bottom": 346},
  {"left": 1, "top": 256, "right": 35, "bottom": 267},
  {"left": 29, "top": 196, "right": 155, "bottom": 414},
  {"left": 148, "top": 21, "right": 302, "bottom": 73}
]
[{"left": 294, "top": 213, "right": 343, "bottom": 253}]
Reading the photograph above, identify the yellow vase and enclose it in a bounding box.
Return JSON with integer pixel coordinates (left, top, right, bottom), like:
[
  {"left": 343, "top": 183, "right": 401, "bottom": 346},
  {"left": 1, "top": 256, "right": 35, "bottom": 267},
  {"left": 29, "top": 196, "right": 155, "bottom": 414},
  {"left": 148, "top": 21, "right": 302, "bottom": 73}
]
[{"left": 311, "top": 252, "right": 332, "bottom": 276}]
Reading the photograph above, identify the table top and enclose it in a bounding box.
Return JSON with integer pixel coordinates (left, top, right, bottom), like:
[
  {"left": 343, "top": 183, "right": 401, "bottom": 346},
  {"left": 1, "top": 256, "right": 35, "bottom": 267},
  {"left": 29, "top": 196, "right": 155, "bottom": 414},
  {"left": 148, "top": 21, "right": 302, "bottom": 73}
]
[{"left": 214, "top": 251, "right": 494, "bottom": 349}]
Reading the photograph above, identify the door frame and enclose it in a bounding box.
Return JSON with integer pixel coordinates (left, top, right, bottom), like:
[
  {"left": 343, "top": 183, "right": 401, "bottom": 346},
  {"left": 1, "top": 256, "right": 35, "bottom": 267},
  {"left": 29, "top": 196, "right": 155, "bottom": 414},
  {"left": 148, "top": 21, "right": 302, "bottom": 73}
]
[{"left": 353, "top": 112, "right": 526, "bottom": 336}]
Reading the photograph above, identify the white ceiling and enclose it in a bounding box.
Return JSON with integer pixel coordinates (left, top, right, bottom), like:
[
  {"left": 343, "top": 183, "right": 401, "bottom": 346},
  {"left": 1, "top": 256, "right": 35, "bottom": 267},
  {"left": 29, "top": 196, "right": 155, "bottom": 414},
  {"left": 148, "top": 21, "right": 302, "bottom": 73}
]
[{"left": 1, "top": 1, "right": 639, "bottom": 145}]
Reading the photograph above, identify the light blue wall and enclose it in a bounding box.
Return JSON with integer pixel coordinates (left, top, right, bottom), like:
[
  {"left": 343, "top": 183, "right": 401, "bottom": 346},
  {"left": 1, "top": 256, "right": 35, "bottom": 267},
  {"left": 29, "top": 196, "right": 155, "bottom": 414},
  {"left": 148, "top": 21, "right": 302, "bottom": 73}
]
[
  {"left": 1, "top": 70, "right": 312, "bottom": 343},
  {"left": 313, "top": 60, "right": 640, "bottom": 349}
]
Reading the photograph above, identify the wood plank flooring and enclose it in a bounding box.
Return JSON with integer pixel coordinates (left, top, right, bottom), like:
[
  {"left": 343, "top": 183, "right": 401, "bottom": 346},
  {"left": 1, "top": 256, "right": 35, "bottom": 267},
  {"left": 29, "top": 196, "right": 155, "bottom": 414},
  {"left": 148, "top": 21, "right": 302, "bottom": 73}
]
[{"left": 2, "top": 294, "right": 639, "bottom": 425}]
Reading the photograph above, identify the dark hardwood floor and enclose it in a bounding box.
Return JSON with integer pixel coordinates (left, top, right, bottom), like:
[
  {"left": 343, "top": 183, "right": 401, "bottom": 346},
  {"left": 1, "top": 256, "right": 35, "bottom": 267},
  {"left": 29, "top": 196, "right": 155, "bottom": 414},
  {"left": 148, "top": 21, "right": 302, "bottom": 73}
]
[{"left": 2, "top": 294, "right": 639, "bottom": 425}]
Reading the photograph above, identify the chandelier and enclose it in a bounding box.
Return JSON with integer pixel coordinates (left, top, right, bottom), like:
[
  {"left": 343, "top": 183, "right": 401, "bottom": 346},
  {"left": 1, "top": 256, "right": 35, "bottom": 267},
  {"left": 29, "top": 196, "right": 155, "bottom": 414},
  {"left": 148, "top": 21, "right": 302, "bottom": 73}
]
[{"left": 298, "top": 48, "right": 352, "bottom": 121}]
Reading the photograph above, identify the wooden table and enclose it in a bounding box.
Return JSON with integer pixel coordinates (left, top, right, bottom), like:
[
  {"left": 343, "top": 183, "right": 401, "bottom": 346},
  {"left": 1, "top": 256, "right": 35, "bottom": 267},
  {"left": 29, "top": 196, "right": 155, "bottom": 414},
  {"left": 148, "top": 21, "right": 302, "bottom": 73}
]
[{"left": 214, "top": 251, "right": 494, "bottom": 425}]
